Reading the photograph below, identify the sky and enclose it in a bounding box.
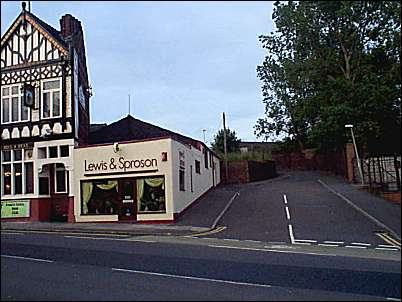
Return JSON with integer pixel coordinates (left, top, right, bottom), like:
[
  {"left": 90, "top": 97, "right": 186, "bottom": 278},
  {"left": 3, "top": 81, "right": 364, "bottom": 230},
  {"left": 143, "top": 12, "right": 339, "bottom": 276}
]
[{"left": 1, "top": 1, "right": 275, "bottom": 146}]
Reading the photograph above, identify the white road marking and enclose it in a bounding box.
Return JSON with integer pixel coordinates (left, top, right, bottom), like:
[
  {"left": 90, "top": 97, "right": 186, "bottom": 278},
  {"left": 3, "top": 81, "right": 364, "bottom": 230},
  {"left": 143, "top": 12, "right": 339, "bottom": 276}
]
[
  {"left": 294, "top": 239, "right": 317, "bottom": 243},
  {"left": 375, "top": 247, "right": 400, "bottom": 251},
  {"left": 386, "top": 297, "right": 401, "bottom": 301},
  {"left": 1, "top": 232, "right": 25, "bottom": 235},
  {"left": 244, "top": 240, "right": 262, "bottom": 243},
  {"left": 283, "top": 194, "right": 288, "bottom": 204},
  {"left": 223, "top": 239, "right": 240, "bottom": 242},
  {"left": 324, "top": 241, "right": 344, "bottom": 244},
  {"left": 207, "top": 245, "right": 337, "bottom": 257},
  {"left": 288, "top": 224, "right": 295, "bottom": 244},
  {"left": 318, "top": 244, "right": 339, "bottom": 247},
  {"left": 112, "top": 268, "right": 272, "bottom": 289},
  {"left": 351, "top": 242, "right": 371, "bottom": 246},
  {"left": 294, "top": 242, "right": 311, "bottom": 245},
  {"left": 345, "top": 245, "right": 367, "bottom": 249},
  {"left": 1, "top": 255, "right": 53, "bottom": 263},
  {"left": 285, "top": 206, "right": 291, "bottom": 220},
  {"left": 378, "top": 244, "right": 398, "bottom": 248},
  {"left": 64, "top": 236, "right": 156, "bottom": 243}
]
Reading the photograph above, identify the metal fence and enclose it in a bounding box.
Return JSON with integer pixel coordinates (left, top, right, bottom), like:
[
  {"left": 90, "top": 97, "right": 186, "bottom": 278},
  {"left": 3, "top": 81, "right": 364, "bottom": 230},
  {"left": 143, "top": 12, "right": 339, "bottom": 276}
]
[{"left": 354, "top": 155, "right": 401, "bottom": 192}]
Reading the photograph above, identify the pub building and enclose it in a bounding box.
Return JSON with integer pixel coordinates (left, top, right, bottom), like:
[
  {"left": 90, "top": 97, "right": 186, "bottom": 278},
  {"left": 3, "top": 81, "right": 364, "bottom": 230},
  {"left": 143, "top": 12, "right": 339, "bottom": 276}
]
[{"left": 1, "top": 4, "right": 221, "bottom": 223}]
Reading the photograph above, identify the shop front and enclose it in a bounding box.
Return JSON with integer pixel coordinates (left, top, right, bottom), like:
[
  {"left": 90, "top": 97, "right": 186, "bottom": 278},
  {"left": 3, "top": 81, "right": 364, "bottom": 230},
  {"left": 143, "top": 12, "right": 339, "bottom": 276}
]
[{"left": 73, "top": 138, "right": 175, "bottom": 222}]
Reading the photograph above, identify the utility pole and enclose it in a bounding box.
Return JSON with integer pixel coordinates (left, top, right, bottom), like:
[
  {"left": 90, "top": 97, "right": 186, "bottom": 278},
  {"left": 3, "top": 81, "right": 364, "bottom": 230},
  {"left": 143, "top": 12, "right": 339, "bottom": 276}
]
[
  {"left": 223, "top": 112, "right": 228, "bottom": 183},
  {"left": 128, "top": 94, "right": 131, "bottom": 115}
]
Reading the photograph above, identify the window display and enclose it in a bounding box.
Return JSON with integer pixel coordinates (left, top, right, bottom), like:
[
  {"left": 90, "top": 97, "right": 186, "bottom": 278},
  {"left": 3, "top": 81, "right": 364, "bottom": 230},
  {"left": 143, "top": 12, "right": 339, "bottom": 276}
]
[{"left": 137, "top": 177, "right": 166, "bottom": 213}]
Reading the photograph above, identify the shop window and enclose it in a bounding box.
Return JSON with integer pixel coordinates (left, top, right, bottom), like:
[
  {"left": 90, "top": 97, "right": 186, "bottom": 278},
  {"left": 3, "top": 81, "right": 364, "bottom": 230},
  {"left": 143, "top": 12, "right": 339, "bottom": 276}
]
[
  {"left": 38, "top": 147, "right": 47, "bottom": 159},
  {"left": 195, "top": 160, "right": 201, "bottom": 174},
  {"left": 2, "top": 150, "right": 11, "bottom": 162},
  {"left": 49, "top": 146, "right": 58, "bottom": 158},
  {"left": 179, "top": 169, "right": 185, "bottom": 191},
  {"left": 1, "top": 148, "right": 34, "bottom": 196},
  {"left": 81, "top": 180, "right": 119, "bottom": 215},
  {"left": 14, "top": 163, "right": 23, "bottom": 194},
  {"left": 60, "top": 145, "right": 69, "bottom": 157},
  {"left": 2, "top": 164, "right": 12, "bottom": 195},
  {"left": 55, "top": 164, "right": 67, "bottom": 193},
  {"left": 137, "top": 177, "right": 166, "bottom": 213},
  {"left": 13, "top": 150, "right": 22, "bottom": 161},
  {"left": 24, "top": 149, "right": 33, "bottom": 161},
  {"left": 25, "top": 162, "right": 34, "bottom": 194}
]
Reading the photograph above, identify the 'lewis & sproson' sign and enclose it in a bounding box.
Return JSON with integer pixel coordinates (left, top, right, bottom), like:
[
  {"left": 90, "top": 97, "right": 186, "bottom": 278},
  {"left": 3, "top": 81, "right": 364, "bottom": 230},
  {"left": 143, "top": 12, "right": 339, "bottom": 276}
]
[{"left": 84, "top": 156, "right": 158, "bottom": 175}]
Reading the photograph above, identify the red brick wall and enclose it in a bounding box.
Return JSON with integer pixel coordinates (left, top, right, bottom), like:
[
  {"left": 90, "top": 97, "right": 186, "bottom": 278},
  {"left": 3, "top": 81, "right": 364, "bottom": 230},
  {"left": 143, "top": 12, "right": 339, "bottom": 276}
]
[{"left": 221, "top": 160, "right": 277, "bottom": 184}]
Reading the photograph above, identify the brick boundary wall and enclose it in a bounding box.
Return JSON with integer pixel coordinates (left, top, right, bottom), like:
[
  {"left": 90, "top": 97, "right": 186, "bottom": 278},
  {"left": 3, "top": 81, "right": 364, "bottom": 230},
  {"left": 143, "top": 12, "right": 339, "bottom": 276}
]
[{"left": 221, "top": 160, "right": 277, "bottom": 184}]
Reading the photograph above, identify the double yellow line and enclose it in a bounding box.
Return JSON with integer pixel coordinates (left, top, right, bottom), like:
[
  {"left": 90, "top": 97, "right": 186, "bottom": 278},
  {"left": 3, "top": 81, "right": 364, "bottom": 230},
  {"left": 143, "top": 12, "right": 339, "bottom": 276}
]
[
  {"left": 190, "top": 226, "right": 227, "bottom": 237},
  {"left": 376, "top": 232, "right": 401, "bottom": 249}
]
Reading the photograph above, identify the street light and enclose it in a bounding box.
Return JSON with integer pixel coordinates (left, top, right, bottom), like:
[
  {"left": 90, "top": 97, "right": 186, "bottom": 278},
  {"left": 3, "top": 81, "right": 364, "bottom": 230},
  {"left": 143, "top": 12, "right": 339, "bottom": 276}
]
[{"left": 345, "top": 124, "right": 365, "bottom": 185}]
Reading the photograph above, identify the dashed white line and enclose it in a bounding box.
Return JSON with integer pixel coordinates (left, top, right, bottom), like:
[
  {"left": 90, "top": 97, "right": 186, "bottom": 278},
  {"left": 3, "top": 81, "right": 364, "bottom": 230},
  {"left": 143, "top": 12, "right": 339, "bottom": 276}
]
[
  {"left": 112, "top": 268, "right": 272, "bottom": 289},
  {"left": 351, "top": 242, "right": 371, "bottom": 246},
  {"left": 318, "top": 244, "right": 339, "bottom": 247},
  {"left": 283, "top": 194, "right": 288, "bottom": 204},
  {"left": 285, "top": 207, "right": 291, "bottom": 220},
  {"left": 323, "top": 241, "right": 344, "bottom": 245},
  {"left": 345, "top": 245, "right": 367, "bottom": 249},
  {"left": 1, "top": 255, "right": 53, "bottom": 263},
  {"left": 378, "top": 244, "right": 398, "bottom": 248},
  {"left": 386, "top": 297, "right": 401, "bottom": 301},
  {"left": 375, "top": 247, "right": 400, "bottom": 251},
  {"left": 1, "top": 232, "right": 25, "bottom": 236},
  {"left": 223, "top": 239, "right": 240, "bottom": 242}
]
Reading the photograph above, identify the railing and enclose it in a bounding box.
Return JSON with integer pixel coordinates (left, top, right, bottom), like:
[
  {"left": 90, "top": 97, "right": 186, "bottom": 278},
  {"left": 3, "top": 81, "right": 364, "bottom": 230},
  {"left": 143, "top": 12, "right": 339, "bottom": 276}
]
[{"left": 353, "top": 155, "right": 401, "bottom": 192}]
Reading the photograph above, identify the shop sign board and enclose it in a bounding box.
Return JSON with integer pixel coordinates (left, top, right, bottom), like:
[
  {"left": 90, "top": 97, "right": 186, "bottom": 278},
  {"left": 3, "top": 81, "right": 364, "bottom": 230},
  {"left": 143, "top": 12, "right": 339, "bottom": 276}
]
[
  {"left": 84, "top": 156, "right": 158, "bottom": 175},
  {"left": 1, "top": 201, "right": 30, "bottom": 218},
  {"left": 2, "top": 143, "right": 34, "bottom": 150}
]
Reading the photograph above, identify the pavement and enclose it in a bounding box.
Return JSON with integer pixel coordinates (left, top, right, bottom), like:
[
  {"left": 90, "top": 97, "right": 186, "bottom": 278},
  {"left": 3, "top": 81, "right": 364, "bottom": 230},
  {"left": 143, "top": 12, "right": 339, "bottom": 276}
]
[{"left": 1, "top": 171, "right": 400, "bottom": 244}]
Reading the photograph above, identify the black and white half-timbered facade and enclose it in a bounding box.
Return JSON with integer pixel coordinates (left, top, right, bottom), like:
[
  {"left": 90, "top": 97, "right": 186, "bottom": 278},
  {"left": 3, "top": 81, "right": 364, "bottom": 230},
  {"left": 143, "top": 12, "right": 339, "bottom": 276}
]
[{"left": 1, "top": 4, "right": 91, "bottom": 222}]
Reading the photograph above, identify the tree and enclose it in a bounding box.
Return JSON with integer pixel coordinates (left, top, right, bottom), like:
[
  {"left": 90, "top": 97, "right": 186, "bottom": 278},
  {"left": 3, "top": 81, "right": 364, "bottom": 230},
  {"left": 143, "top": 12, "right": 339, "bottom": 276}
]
[
  {"left": 211, "top": 129, "right": 241, "bottom": 154},
  {"left": 255, "top": 1, "right": 401, "bottom": 154}
]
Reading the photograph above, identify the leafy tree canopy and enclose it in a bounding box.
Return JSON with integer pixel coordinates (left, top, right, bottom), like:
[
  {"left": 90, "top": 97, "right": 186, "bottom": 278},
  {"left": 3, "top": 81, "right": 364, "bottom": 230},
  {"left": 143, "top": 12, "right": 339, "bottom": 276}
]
[
  {"left": 255, "top": 1, "right": 401, "bottom": 155},
  {"left": 211, "top": 128, "right": 241, "bottom": 154}
]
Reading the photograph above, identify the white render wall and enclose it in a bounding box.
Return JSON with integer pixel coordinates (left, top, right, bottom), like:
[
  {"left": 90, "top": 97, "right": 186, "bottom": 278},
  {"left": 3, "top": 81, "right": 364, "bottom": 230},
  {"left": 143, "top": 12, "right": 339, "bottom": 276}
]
[
  {"left": 171, "top": 140, "right": 221, "bottom": 214},
  {"left": 73, "top": 137, "right": 220, "bottom": 222},
  {"left": 73, "top": 138, "right": 174, "bottom": 222}
]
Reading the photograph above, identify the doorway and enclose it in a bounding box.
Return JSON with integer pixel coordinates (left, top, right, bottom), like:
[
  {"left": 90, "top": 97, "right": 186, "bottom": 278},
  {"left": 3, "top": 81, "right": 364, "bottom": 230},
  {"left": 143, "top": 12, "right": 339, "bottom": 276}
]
[{"left": 118, "top": 179, "right": 137, "bottom": 221}]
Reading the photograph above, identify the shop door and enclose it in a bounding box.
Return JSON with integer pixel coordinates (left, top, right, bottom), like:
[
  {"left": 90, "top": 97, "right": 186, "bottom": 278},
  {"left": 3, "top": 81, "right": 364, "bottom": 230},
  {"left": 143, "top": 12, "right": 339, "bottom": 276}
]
[{"left": 119, "top": 179, "right": 137, "bottom": 221}]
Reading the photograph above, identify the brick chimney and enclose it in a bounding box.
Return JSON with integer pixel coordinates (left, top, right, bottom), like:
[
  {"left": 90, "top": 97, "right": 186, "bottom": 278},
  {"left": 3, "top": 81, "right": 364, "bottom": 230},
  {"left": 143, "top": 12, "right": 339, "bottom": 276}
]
[{"left": 60, "top": 14, "right": 82, "bottom": 38}]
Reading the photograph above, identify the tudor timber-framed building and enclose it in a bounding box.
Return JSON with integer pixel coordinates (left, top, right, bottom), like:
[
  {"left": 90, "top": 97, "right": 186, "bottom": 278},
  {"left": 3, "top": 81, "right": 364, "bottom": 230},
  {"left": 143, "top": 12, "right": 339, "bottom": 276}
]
[
  {"left": 1, "top": 4, "right": 221, "bottom": 223},
  {"left": 1, "top": 4, "right": 91, "bottom": 222}
]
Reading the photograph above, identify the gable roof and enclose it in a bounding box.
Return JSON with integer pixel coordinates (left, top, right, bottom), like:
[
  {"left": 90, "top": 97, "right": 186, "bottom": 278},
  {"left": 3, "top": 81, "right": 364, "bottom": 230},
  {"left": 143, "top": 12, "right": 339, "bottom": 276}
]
[
  {"left": 1, "top": 10, "right": 68, "bottom": 55},
  {"left": 89, "top": 115, "right": 205, "bottom": 150}
]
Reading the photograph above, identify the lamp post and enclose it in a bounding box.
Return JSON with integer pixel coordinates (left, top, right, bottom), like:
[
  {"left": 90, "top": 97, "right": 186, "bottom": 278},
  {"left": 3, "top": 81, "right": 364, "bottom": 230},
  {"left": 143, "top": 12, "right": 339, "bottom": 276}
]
[{"left": 345, "top": 124, "right": 364, "bottom": 185}]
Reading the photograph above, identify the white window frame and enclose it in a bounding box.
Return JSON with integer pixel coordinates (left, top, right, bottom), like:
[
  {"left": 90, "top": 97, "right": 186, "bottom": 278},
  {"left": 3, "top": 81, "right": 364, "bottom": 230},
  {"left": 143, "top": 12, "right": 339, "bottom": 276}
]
[
  {"left": 1, "top": 148, "right": 34, "bottom": 196},
  {"left": 54, "top": 164, "right": 68, "bottom": 194},
  {"left": 41, "top": 78, "right": 62, "bottom": 119},
  {"left": 1, "top": 84, "right": 30, "bottom": 124}
]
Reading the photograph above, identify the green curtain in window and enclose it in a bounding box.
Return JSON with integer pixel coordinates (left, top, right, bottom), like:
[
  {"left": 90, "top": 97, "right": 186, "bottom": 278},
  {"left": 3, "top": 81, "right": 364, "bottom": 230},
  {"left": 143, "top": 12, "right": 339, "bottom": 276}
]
[
  {"left": 137, "top": 179, "right": 145, "bottom": 208},
  {"left": 145, "top": 178, "right": 164, "bottom": 189},
  {"left": 96, "top": 180, "right": 118, "bottom": 191},
  {"left": 82, "top": 182, "right": 93, "bottom": 214}
]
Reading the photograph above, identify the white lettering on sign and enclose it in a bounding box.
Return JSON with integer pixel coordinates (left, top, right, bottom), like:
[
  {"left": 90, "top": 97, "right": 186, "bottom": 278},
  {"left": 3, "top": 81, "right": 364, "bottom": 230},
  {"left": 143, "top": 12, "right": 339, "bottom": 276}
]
[{"left": 84, "top": 157, "right": 158, "bottom": 173}]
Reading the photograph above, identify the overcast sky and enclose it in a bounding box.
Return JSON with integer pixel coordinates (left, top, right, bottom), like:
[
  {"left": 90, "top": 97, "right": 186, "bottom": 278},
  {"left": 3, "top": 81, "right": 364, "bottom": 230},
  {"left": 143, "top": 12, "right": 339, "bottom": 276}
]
[{"left": 1, "top": 1, "right": 275, "bottom": 145}]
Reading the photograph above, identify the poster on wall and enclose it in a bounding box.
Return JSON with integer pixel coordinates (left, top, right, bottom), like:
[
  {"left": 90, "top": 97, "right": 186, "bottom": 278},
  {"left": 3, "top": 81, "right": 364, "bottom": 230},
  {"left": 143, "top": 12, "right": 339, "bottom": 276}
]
[{"left": 1, "top": 201, "right": 30, "bottom": 218}]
